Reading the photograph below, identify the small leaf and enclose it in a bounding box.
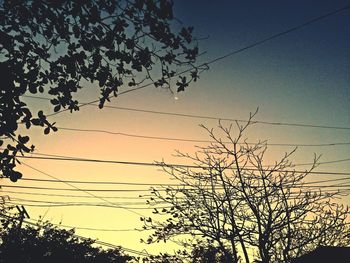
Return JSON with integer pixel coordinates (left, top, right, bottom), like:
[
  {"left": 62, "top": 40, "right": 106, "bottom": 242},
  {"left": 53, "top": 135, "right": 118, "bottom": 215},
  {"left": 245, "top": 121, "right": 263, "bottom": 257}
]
[
  {"left": 44, "top": 127, "right": 50, "bottom": 135},
  {"left": 31, "top": 119, "right": 41, "bottom": 125},
  {"left": 54, "top": 105, "right": 61, "bottom": 112},
  {"left": 50, "top": 98, "right": 59, "bottom": 105},
  {"left": 38, "top": 110, "right": 44, "bottom": 118},
  {"left": 9, "top": 171, "right": 22, "bottom": 182},
  {"left": 18, "top": 135, "right": 30, "bottom": 144}
]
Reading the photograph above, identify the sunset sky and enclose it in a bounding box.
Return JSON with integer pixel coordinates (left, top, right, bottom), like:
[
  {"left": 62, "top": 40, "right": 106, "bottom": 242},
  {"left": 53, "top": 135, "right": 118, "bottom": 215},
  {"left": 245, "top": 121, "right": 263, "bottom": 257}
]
[{"left": 2, "top": 0, "right": 350, "bottom": 256}]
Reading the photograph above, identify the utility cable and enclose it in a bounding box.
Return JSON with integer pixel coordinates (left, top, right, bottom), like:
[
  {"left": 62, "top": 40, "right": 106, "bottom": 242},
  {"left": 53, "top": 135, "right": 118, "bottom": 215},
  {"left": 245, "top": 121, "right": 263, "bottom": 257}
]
[
  {"left": 20, "top": 162, "right": 145, "bottom": 217},
  {"left": 23, "top": 95, "right": 350, "bottom": 131},
  {"left": 26, "top": 150, "right": 350, "bottom": 168},
  {"left": 43, "top": 5, "right": 350, "bottom": 127},
  {"left": 10, "top": 177, "right": 350, "bottom": 188},
  {"left": 57, "top": 126, "right": 350, "bottom": 147},
  {"left": 16, "top": 154, "right": 350, "bottom": 176},
  {"left": 0, "top": 190, "right": 148, "bottom": 199}
]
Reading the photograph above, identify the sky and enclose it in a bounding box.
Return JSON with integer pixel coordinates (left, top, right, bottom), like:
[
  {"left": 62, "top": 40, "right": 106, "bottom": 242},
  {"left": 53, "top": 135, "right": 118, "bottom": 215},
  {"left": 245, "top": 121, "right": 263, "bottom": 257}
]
[{"left": 2, "top": 0, "right": 350, "bottom": 256}]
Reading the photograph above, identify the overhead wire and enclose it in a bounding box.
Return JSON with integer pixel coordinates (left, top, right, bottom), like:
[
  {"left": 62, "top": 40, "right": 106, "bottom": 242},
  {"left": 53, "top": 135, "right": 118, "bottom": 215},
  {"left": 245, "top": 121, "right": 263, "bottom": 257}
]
[
  {"left": 0, "top": 190, "right": 148, "bottom": 199},
  {"left": 17, "top": 177, "right": 182, "bottom": 186},
  {"left": 303, "top": 177, "right": 350, "bottom": 185},
  {"left": 0, "top": 184, "right": 160, "bottom": 192},
  {"left": 4, "top": 189, "right": 349, "bottom": 205},
  {"left": 20, "top": 162, "right": 145, "bottom": 217},
  {"left": 7, "top": 176, "right": 350, "bottom": 188},
  {"left": 6, "top": 188, "right": 350, "bottom": 209},
  {"left": 22, "top": 5, "right": 350, "bottom": 131},
  {"left": 5, "top": 5, "right": 350, "bottom": 257},
  {"left": 9, "top": 197, "right": 164, "bottom": 206},
  {"left": 3, "top": 183, "right": 350, "bottom": 193},
  {"left": 15, "top": 154, "right": 350, "bottom": 176},
  {"left": 5, "top": 7, "right": 350, "bottom": 243},
  {"left": 53, "top": 125, "right": 350, "bottom": 147},
  {"left": 24, "top": 95, "right": 350, "bottom": 132},
  {"left": 22, "top": 219, "right": 146, "bottom": 233},
  {"left": 6, "top": 202, "right": 169, "bottom": 210},
  {"left": 23, "top": 150, "right": 350, "bottom": 168},
  {"left": 1, "top": 182, "right": 350, "bottom": 201},
  {"left": 0, "top": 212, "right": 146, "bottom": 232}
]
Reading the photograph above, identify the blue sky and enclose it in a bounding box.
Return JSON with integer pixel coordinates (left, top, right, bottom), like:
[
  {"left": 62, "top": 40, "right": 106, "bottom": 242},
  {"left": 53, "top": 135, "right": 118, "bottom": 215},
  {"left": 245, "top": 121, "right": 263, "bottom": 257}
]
[{"left": 9, "top": 0, "right": 350, "bottom": 255}]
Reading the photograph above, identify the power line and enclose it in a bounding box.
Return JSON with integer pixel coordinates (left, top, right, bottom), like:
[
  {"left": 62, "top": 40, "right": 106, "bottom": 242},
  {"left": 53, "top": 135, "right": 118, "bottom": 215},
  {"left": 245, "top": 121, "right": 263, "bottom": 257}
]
[
  {"left": 1, "top": 212, "right": 135, "bottom": 232},
  {"left": 56, "top": 226, "right": 147, "bottom": 232},
  {"left": 8, "top": 187, "right": 347, "bottom": 204},
  {"left": 0, "top": 184, "right": 159, "bottom": 192},
  {"left": 303, "top": 177, "right": 350, "bottom": 185},
  {"left": 24, "top": 95, "right": 350, "bottom": 131},
  {"left": 26, "top": 219, "right": 148, "bottom": 232},
  {"left": 92, "top": 239, "right": 151, "bottom": 257},
  {"left": 7, "top": 189, "right": 349, "bottom": 209},
  {"left": 25, "top": 5, "right": 350, "bottom": 127},
  {"left": 4, "top": 189, "right": 348, "bottom": 205},
  {"left": 16, "top": 154, "right": 350, "bottom": 176},
  {"left": 21, "top": 162, "right": 145, "bottom": 217},
  {"left": 10, "top": 197, "right": 164, "bottom": 206},
  {"left": 4, "top": 183, "right": 350, "bottom": 194},
  {"left": 5, "top": 174, "right": 350, "bottom": 191},
  {"left": 1, "top": 179, "right": 349, "bottom": 201},
  {"left": 18, "top": 216, "right": 147, "bottom": 232},
  {"left": 0, "top": 190, "right": 148, "bottom": 199},
  {"left": 3, "top": 181, "right": 350, "bottom": 196},
  {"left": 57, "top": 126, "right": 350, "bottom": 147},
  {"left": 11, "top": 177, "right": 350, "bottom": 188},
  {"left": 8, "top": 198, "right": 169, "bottom": 209},
  {"left": 18, "top": 177, "right": 181, "bottom": 186},
  {"left": 50, "top": 225, "right": 147, "bottom": 232},
  {"left": 7, "top": 202, "right": 170, "bottom": 210},
  {"left": 24, "top": 150, "right": 350, "bottom": 168},
  {"left": 205, "top": 5, "right": 350, "bottom": 67}
]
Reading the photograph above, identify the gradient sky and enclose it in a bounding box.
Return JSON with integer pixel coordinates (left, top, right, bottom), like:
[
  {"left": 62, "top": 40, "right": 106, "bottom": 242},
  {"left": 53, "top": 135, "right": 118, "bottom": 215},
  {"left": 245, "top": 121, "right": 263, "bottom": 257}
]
[{"left": 2, "top": 0, "right": 350, "bottom": 256}]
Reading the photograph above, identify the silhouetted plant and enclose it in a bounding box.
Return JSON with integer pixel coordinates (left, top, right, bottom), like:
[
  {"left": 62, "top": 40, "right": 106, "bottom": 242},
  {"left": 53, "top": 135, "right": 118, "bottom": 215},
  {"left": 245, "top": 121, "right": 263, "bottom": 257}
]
[
  {"left": 0, "top": 0, "right": 203, "bottom": 181},
  {"left": 141, "top": 251, "right": 185, "bottom": 263},
  {"left": 141, "top": 112, "right": 350, "bottom": 263},
  {"left": 191, "top": 243, "right": 235, "bottom": 263},
  {"left": 0, "top": 217, "right": 133, "bottom": 263}
]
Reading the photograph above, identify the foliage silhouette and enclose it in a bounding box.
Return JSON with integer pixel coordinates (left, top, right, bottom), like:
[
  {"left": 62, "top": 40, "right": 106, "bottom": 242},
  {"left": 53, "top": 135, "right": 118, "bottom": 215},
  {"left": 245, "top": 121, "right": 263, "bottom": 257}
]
[
  {"left": 141, "top": 251, "right": 184, "bottom": 263},
  {"left": 0, "top": 0, "right": 201, "bottom": 180},
  {"left": 141, "top": 113, "right": 350, "bottom": 263},
  {"left": 0, "top": 215, "right": 133, "bottom": 263},
  {"left": 190, "top": 243, "right": 234, "bottom": 263}
]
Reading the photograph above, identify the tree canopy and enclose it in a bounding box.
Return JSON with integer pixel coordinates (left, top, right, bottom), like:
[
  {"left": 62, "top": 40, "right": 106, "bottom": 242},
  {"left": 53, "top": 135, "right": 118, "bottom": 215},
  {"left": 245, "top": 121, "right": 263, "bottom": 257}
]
[
  {"left": 0, "top": 216, "right": 132, "bottom": 263},
  {"left": 141, "top": 113, "right": 350, "bottom": 263},
  {"left": 0, "top": 0, "right": 202, "bottom": 181}
]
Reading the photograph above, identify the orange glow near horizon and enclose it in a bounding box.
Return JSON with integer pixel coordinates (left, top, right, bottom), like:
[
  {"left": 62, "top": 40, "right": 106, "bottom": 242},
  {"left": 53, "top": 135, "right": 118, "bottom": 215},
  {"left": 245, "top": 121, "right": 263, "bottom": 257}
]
[{"left": 1, "top": 1, "right": 350, "bottom": 258}]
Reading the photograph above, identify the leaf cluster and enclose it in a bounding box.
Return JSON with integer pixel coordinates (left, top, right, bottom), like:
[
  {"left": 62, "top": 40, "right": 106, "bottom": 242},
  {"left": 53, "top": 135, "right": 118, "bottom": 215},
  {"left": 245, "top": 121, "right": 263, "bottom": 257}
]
[
  {"left": 0, "top": 0, "right": 202, "bottom": 180},
  {"left": 0, "top": 217, "right": 133, "bottom": 263}
]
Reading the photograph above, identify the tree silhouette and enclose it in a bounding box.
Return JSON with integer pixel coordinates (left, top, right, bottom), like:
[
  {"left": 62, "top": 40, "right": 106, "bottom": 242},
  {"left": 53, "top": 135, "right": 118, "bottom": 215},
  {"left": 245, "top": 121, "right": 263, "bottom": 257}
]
[
  {"left": 141, "top": 113, "right": 350, "bottom": 263},
  {"left": 190, "top": 243, "right": 234, "bottom": 263},
  {"left": 0, "top": 215, "right": 133, "bottom": 263},
  {"left": 141, "top": 252, "right": 184, "bottom": 263},
  {"left": 0, "top": 0, "right": 202, "bottom": 181}
]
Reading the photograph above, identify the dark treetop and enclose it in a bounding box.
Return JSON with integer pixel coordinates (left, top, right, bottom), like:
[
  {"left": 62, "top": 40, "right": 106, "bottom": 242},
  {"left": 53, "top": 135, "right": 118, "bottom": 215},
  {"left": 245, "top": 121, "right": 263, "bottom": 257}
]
[{"left": 0, "top": 0, "right": 201, "bottom": 181}]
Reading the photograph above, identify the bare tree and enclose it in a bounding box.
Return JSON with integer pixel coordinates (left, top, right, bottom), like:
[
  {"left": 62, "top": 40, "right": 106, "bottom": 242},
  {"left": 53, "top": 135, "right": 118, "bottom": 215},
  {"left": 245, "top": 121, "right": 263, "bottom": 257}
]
[{"left": 141, "top": 112, "right": 350, "bottom": 263}]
